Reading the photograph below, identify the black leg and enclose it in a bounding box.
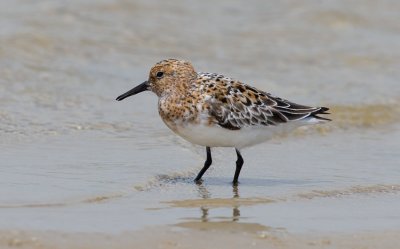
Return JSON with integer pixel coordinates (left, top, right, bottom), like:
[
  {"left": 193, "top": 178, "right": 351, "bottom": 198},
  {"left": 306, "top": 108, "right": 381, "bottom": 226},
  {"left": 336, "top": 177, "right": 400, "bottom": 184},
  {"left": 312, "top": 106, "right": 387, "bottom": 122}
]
[
  {"left": 233, "top": 148, "right": 243, "bottom": 184},
  {"left": 195, "top": 147, "right": 212, "bottom": 182}
]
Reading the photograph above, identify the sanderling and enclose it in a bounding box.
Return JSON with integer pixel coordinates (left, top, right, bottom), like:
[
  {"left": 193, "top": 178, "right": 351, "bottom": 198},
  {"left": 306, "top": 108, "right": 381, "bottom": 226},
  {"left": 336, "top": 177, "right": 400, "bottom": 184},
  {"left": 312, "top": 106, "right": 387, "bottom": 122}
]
[{"left": 116, "top": 59, "right": 330, "bottom": 184}]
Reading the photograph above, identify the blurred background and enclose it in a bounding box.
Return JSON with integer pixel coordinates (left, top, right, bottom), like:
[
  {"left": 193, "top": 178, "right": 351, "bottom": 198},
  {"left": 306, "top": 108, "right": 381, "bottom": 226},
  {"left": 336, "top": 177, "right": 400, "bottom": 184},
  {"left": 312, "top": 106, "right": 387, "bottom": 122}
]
[
  {"left": 1, "top": 0, "right": 399, "bottom": 144},
  {"left": 0, "top": 0, "right": 399, "bottom": 247}
]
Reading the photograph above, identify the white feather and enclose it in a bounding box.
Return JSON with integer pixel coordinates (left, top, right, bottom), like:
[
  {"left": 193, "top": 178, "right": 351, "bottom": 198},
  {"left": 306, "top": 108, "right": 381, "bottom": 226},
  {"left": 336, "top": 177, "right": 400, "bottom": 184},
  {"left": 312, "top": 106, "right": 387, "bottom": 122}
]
[{"left": 173, "top": 121, "right": 318, "bottom": 149}]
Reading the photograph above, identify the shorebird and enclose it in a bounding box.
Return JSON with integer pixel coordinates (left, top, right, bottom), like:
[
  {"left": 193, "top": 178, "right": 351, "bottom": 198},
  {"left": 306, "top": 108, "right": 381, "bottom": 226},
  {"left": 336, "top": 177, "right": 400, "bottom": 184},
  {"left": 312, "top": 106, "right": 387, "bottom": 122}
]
[{"left": 116, "top": 59, "right": 330, "bottom": 184}]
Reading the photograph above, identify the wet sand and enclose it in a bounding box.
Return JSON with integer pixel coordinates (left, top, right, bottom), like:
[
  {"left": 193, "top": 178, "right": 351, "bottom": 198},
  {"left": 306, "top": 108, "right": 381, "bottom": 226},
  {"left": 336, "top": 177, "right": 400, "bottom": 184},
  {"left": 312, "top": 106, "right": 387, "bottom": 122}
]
[{"left": 1, "top": 228, "right": 400, "bottom": 249}]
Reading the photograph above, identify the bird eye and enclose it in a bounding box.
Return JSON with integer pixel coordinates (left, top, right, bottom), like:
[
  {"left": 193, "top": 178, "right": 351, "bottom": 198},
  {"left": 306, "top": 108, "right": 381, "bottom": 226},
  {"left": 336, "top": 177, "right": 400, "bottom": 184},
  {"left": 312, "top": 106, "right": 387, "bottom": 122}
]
[{"left": 156, "top": 71, "right": 164, "bottom": 78}]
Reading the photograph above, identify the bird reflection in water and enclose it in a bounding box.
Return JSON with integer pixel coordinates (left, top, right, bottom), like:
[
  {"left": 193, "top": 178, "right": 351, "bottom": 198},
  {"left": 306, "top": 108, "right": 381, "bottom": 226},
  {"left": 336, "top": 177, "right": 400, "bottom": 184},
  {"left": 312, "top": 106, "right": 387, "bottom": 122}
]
[{"left": 195, "top": 183, "right": 241, "bottom": 222}]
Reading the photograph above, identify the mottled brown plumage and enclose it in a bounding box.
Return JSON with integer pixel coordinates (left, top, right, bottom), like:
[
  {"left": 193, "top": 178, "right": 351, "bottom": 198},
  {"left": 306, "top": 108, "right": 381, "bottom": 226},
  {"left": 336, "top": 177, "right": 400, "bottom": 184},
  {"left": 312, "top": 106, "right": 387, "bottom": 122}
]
[{"left": 144, "top": 59, "right": 330, "bottom": 132}]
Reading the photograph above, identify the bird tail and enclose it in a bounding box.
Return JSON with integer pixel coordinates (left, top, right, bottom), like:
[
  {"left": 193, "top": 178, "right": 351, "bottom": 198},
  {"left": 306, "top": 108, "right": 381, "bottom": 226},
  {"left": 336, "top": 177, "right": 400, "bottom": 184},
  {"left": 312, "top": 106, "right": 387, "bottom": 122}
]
[{"left": 310, "top": 107, "right": 331, "bottom": 121}]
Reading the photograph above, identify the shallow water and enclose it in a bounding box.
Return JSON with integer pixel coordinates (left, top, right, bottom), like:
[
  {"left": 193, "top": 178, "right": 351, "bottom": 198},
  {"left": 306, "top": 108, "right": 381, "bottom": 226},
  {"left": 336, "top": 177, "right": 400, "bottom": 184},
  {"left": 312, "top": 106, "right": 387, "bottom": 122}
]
[{"left": 1, "top": 0, "right": 400, "bottom": 235}]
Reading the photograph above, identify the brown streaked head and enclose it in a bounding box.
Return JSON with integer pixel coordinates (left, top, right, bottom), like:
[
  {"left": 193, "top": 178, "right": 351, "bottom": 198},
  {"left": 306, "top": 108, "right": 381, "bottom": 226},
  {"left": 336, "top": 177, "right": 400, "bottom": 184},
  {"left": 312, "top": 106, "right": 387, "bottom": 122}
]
[{"left": 116, "top": 59, "right": 197, "bottom": 101}]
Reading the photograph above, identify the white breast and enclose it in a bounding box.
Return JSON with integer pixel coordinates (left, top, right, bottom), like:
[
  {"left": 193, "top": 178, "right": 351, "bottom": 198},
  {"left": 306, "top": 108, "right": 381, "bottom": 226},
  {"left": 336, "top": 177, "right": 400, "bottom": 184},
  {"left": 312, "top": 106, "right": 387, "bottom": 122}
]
[{"left": 171, "top": 121, "right": 309, "bottom": 149}]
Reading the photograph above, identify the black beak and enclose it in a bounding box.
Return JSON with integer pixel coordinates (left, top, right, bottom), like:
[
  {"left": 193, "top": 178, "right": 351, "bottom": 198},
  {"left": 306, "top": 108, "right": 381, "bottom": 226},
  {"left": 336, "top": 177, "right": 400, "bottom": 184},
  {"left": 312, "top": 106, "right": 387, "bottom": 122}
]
[{"left": 116, "top": 81, "right": 149, "bottom": 101}]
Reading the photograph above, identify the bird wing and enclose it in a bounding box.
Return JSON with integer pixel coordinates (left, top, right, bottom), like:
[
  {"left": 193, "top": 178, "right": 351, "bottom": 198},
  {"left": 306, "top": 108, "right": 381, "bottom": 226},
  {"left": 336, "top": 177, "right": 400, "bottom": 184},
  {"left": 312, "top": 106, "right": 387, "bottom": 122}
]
[{"left": 204, "top": 78, "right": 329, "bottom": 130}]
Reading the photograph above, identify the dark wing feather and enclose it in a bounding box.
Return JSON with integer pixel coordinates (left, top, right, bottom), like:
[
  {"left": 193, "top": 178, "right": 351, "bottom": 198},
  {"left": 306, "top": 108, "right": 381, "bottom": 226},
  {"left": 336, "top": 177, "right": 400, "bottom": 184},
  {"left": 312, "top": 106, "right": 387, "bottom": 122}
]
[
  {"left": 207, "top": 82, "right": 330, "bottom": 130},
  {"left": 266, "top": 94, "right": 331, "bottom": 121}
]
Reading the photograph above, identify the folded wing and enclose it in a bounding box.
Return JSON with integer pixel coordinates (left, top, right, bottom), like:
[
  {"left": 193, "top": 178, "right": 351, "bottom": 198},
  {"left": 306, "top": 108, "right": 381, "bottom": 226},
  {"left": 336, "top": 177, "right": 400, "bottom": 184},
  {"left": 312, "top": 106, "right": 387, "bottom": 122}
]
[{"left": 207, "top": 82, "right": 330, "bottom": 130}]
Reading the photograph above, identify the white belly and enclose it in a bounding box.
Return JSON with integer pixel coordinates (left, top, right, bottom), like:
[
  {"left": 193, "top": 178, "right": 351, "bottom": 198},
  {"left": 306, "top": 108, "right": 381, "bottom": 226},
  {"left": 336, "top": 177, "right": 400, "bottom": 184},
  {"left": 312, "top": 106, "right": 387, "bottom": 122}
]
[{"left": 171, "top": 122, "right": 305, "bottom": 149}]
